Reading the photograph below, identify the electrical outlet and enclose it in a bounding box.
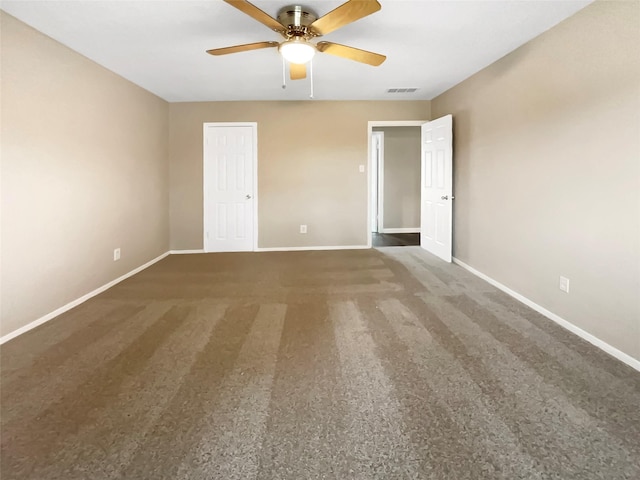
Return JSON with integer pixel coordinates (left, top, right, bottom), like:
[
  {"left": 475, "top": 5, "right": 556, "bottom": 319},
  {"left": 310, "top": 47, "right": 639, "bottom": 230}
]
[
  {"left": 559, "top": 276, "right": 570, "bottom": 293},
  {"left": 113, "top": 248, "right": 121, "bottom": 261},
  {"left": 300, "top": 224, "right": 307, "bottom": 234},
  {"left": 359, "top": 164, "right": 365, "bottom": 173}
]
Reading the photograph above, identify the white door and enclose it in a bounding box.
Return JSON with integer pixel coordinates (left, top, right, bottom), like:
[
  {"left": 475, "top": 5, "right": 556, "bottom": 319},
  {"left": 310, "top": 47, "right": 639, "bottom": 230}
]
[
  {"left": 203, "top": 124, "right": 256, "bottom": 252},
  {"left": 421, "top": 115, "right": 453, "bottom": 262}
]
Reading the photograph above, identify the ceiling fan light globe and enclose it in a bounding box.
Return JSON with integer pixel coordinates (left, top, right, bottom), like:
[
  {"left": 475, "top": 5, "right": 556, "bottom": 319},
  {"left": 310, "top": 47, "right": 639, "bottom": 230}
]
[{"left": 279, "top": 40, "right": 316, "bottom": 64}]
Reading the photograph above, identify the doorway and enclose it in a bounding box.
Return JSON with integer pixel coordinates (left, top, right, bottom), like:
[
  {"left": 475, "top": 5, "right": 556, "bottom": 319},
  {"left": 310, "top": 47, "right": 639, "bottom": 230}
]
[
  {"left": 203, "top": 123, "right": 257, "bottom": 252},
  {"left": 367, "top": 118, "right": 453, "bottom": 261},
  {"left": 368, "top": 121, "right": 425, "bottom": 248},
  {"left": 370, "top": 130, "right": 419, "bottom": 247}
]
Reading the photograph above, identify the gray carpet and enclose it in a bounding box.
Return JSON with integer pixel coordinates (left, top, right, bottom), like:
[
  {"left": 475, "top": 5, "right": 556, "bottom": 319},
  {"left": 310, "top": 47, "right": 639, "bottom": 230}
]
[{"left": 1, "top": 247, "right": 639, "bottom": 479}]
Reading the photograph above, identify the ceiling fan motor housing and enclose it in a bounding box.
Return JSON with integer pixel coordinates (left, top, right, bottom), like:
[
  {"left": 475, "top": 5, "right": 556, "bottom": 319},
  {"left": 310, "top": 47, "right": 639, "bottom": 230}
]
[{"left": 278, "top": 5, "right": 318, "bottom": 38}]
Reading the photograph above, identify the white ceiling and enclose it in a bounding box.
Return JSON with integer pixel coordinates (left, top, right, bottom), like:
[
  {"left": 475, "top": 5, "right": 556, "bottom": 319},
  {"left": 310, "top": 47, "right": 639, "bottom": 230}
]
[{"left": 1, "top": 0, "right": 592, "bottom": 102}]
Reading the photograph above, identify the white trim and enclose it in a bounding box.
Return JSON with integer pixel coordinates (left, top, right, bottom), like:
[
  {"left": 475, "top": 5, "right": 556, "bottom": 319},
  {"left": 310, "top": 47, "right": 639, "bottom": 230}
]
[
  {"left": 169, "top": 249, "right": 205, "bottom": 254},
  {"left": 380, "top": 228, "right": 420, "bottom": 234},
  {"left": 203, "top": 122, "right": 258, "bottom": 253},
  {"left": 372, "top": 131, "right": 385, "bottom": 233},
  {"left": 0, "top": 252, "right": 170, "bottom": 345},
  {"left": 369, "top": 121, "right": 430, "bottom": 127},
  {"left": 256, "top": 245, "right": 369, "bottom": 252},
  {"left": 367, "top": 120, "right": 428, "bottom": 249},
  {"left": 377, "top": 132, "right": 385, "bottom": 234},
  {"left": 452, "top": 257, "right": 640, "bottom": 372}
]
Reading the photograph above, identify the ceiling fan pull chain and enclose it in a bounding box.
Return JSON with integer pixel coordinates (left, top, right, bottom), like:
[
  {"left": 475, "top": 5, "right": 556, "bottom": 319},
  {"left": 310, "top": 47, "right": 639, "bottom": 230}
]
[
  {"left": 309, "top": 59, "right": 314, "bottom": 99},
  {"left": 282, "top": 56, "right": 287, "bottom": 89}
]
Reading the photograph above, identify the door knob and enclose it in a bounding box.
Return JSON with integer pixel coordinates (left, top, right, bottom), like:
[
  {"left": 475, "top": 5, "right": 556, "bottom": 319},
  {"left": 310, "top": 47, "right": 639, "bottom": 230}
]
[
  {"left": 441, "top": 195, "right": 448, "bottom": 200},
  {"left": 246, "top": 194, "right": 252, "bottom": 199}
]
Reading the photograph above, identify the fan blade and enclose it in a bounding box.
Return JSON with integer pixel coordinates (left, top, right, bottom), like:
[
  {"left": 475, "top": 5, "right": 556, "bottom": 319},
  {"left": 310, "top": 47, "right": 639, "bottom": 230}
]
[
  {"left": 290, "top": 63, "right": 307, "bottom": 80},
  {"left": 224, "top": 0, "right": 285, "bottom": 33},
  {"left": 207, "top": 41, "right": 279, "bottom": 56},
  {"left": 317, "top": 41, "right": 386, "bottom": 66},
  {"left": 309, "top": 0, "right": 381, "bottom": 36}
]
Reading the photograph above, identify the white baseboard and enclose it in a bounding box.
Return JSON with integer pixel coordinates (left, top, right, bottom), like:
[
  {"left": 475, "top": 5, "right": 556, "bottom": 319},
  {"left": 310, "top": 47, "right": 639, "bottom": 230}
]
[
  {"left": 0, "top": 251, "right": 170, "bottom": 345},
  {"left": 256, "top": 245, "right": 370, "bottom": 252},
  {"left": 380, "top": 228, "right": 420, "bottom": 234},
  {"left": 452, "top": 257, "right": 640, "bottom": 372},
  {"left": 171, "top": 247, "right": 372, "bottom": 253}
]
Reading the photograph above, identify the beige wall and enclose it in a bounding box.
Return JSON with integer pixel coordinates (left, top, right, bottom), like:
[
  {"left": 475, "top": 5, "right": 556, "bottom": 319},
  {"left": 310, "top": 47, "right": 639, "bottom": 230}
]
[
  {"left": 1, "top": 13, "right": 170, "bottom": 336},
  {"left": 373, "top": 127, "right": 421, "bottom": 230},
  {"left": 169, "top": 101, "right": 430, "bottom": 249},
  {"left": 432, "top": 0, "right": 640, "bottom": 361}
]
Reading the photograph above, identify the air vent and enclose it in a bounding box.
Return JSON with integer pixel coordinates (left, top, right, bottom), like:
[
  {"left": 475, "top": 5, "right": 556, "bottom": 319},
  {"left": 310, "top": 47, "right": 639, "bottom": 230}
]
[{"left": 387, "top": 88, "right": 419, "bottom": 94}]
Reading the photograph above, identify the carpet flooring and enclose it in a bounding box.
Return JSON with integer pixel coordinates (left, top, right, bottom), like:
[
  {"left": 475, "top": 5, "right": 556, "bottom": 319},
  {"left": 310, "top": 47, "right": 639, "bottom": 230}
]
[{"left": 1, "top": 247, "right": 639, "bottom": 479}]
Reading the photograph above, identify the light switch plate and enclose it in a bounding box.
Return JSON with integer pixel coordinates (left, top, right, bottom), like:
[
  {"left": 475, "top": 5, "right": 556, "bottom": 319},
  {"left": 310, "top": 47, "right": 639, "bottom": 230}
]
[{"left": 559, "top": 276, "right": 570, "bottom": 293}]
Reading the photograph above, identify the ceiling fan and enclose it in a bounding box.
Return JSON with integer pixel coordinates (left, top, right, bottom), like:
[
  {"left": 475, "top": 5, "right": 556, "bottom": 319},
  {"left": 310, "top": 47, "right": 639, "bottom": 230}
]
[{"left": 207, "top": 0, "right": 386, "bottom": 80}]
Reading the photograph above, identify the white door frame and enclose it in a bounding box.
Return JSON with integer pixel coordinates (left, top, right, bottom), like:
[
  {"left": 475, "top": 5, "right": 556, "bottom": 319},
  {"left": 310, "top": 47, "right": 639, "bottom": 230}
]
[
  {"left": 371, "top": 131, "right": 384, "bottom": 233},
  {"left": 203, "top": 122, "right": 258, "bottom": 252},
  {"left": 367, "top": 120, "right": 428, "bottom": 248}
]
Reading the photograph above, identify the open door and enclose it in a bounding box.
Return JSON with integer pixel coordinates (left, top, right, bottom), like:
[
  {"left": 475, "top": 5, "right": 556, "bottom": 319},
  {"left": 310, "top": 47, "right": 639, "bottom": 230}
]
[{"left": 420, "top": 115, "right": 453, "bottom": 262}]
